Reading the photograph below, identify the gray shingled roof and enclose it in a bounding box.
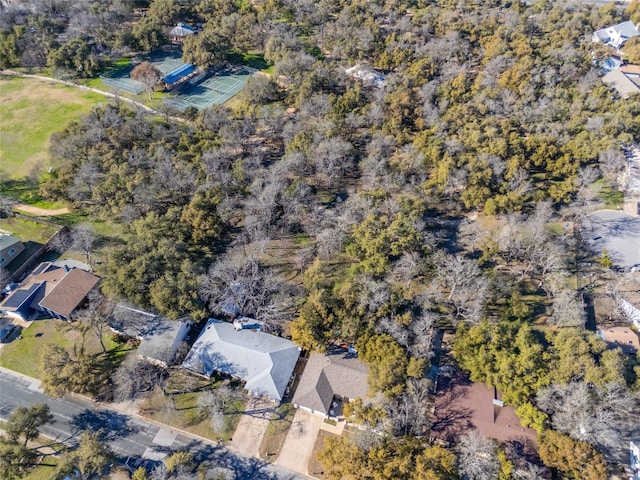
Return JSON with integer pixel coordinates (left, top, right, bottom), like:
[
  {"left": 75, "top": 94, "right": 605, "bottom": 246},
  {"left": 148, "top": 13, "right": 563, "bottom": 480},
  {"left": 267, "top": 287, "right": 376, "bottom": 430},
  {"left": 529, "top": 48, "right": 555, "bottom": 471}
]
[
  {"left": 603, "top": 69, "right": 640, "bottom": 99},
  {"left": 181, "top": 318, "right": 300, "bottom": 402},
  {"left": 291, "top": 347, "right": 369, "bottom": 414}
]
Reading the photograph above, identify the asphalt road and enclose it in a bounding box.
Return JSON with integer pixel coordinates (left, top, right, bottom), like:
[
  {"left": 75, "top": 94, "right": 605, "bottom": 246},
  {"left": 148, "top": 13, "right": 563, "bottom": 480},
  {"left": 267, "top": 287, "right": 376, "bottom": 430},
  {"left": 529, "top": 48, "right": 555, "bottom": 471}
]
[{"left": 0, "top": 369, "right": 306, "bottom": 480}]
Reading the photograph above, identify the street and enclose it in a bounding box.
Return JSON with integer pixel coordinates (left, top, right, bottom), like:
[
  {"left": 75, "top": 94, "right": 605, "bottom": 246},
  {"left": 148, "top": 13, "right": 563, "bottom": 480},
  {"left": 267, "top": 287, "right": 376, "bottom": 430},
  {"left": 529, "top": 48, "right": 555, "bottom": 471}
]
[{"left": 0, "top": 369, "right": 306, "bottom": 480}]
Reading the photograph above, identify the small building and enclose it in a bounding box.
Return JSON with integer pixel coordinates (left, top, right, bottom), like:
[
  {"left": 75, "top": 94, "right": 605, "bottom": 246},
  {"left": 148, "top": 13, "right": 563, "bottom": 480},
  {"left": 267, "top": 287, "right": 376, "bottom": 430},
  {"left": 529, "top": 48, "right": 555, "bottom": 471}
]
[
  {"left": 597, "top": 326, "right": 640, "bottom": 354},
  {"left": 291, "top": 346, "right": 369, "bottom": 418},
  {"left": 181, "top": 318, "right": 300, "bottom": 403},
  {"left": 603, "top": 68, "right": 640, "bottom": 99},
  {"left": 593, "top": 21, "right": 640, "bottom": 49},
  {"left": 163, "top": 63, "right": 197, "bottom": 89},
  {"left": 631, "top": 440, "right": 640, "bottom": 480},
  {"left": 0, "top": 262, "right": 100, "bottom": 320},
  {"left": 345, "top": 64, "right": 386, "bottom": 89},
  {"left": 169, "top": 23, "right": 195, "bottom": 43},
  {"left": 109, "top": 303, "right": 192, "bottom": 366},
  {"left": 0, "top": 234, "right": 25, "bottom": 269}
]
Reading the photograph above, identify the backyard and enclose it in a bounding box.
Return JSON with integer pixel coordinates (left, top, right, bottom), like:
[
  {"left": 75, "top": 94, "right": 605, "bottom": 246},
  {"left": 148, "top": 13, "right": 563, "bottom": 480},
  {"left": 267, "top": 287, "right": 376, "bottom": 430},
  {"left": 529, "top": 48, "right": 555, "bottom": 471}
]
[
  {"left": 0, "top": 319, "right": 123, "bottom": 379},
  {"left": 0, "top": 76, "right": 103, "bottom": 184}
]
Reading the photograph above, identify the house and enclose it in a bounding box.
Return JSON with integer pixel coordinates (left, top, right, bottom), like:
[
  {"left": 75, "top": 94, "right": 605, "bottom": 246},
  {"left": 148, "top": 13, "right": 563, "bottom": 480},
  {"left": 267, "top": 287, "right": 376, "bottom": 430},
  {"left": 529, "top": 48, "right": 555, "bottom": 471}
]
[
  {"left": 0, "top": 261, "right": 99, "bottom": 320},
  {"left": 181, "top": 318, "right": 300, "bottom": 402},
  {"left": 593, "top": 21, "right": 640, "bottom": 49},
  {"left": 631, "top": 440, "right": 640, "bottom": 480},
  {"left": 291, "top": 346, "right": 369, "bottom": 418},
  {"left": 169, "top": 23, "right": 195, "bottom": 43},
  {"left": 597, "top": 326, "right": 639, "bottom": 354},
  {"left": 0, "top": 234, "right": 25, "bottom": 269},
  {"left": 603, "top": 68, "right": 640, "bottom": 99},
  {"left": 110, "top": 304, "right": 191, "bottom": 366},
  {"left": 345, "top": 64, "right": 386, "bottom": 89}
]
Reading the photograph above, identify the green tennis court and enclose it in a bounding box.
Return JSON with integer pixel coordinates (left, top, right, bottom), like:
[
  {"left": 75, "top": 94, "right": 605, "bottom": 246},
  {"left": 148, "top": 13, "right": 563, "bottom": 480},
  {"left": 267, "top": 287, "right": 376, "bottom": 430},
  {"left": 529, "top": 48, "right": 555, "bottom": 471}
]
[{"left": 164, "top": 69, "right": 250, "bottom": 112}]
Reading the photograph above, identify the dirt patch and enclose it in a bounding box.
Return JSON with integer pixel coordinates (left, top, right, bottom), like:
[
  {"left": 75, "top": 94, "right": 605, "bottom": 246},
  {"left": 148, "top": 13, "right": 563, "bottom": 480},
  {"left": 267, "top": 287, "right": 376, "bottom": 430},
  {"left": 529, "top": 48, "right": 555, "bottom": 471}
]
[
  {"left": 65, "top": 330, "right": 81, "bottom": 340},
  {"left": 308, "top": 429, "right": 337, "bottom": 479},
  {"left": 14, "top": 204, "right": 70, "bottom": 216}
]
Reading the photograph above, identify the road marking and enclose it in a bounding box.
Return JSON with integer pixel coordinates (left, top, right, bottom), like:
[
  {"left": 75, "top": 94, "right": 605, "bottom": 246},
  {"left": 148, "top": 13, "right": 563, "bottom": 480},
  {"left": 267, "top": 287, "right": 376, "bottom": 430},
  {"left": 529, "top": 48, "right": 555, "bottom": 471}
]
[{"left": 152, "top": 427, "right": 177, "bottom": 447}]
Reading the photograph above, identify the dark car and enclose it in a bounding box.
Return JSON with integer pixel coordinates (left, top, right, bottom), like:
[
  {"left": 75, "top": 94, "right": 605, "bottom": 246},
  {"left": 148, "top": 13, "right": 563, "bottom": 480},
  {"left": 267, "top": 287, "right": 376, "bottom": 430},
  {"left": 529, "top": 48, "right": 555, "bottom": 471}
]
[{"left": 0, "top": 324, "right": 16, "bottom": 343}]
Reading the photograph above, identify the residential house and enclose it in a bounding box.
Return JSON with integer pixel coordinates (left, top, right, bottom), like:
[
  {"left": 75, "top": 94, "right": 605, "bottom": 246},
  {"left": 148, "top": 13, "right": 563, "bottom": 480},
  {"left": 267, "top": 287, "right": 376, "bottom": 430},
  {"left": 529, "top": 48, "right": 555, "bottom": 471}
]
[
  {"left": 631, "top": 440, "right": 640, "bottom": 480},
  {"left": 181, "top": 318, "right": 300, "bottom": 402},
  {"left": 597, "top": 326, "right": 639, "bottom": 354},
  {"left": 0, "top": 261, "right": 99, "bottom": 320},
  {"left": 291, "top": 346, "right": 369, "bottom": 418},
  {"left": 345, "top": 64, "right": 386, "bottom": 89},
  {"left": 169, "top": 23, "right": 195, "bottom": 43},
  {"left": 603, "top": 68, "right": 640, "bottom": 99},
  {"left": 593, "top": 21, "right": 640, "bottom": 49},
  {"left": 0, "top": 234, "right": 25, "bottom": 269},
  {"left": 109, "top": 303, "right": 191, "bottom": 366}
]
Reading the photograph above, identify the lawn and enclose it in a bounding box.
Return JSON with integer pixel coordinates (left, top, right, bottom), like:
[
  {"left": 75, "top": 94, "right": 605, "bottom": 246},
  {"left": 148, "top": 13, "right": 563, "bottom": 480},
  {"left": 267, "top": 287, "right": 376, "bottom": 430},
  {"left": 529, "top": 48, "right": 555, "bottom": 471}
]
[
  {"left": 0, "top": 216, "right": 60, "bottom": 244},
  {"left": 0, "top": 320, "right": 120, "bottom": 379},
  {"left": 258, "top": 403, "right": 295, "bottom": 461},
  {"left": 141, "top": 371, "right": 245, "bottom": 442},
  {"left": 0, "top": 76, "right": 103, "bottom": 181}
]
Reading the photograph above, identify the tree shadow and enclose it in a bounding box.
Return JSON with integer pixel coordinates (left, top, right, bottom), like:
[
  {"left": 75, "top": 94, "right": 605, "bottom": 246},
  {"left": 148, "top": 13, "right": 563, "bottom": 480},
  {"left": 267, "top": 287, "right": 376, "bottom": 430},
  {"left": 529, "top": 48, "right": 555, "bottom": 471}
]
[{"left": 70, "top": 409, "right": 139, "bottom": 441}]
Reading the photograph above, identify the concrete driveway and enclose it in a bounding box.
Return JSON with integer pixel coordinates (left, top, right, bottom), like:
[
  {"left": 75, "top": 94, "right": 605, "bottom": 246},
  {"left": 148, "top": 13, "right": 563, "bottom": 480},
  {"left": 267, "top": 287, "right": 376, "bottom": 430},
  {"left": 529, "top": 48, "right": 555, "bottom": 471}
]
[
  {"left": 275, "top": 409, "right": 322, "bottom": 476},
  {"left": 229, "top": 398, "right": 275, "bottom": 458}
]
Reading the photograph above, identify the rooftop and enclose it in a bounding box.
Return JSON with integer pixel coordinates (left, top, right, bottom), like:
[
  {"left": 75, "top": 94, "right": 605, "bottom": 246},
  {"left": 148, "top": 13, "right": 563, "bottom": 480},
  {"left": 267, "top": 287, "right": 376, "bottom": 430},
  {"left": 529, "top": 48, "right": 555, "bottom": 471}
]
[
  {"left": 291, "top": 347, "right": 369, "bottom": 414},
  {"left": 0, "top": 234, "right": 22, "bottom": 250},
  {"left": 182, "top": 318, "right": 300, "bottom": 402},
  {"left": 37, "top": 268, "right": 100, "bottom": 318}
]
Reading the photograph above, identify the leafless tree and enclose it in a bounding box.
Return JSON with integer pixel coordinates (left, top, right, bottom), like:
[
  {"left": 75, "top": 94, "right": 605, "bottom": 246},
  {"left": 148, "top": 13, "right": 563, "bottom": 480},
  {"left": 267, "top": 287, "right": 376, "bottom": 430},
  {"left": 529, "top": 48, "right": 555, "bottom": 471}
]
[
  {"left": 548, "top": 289, "right": 584, "bottom": 327},
  {"left": 537, "top": 382, "right": 638, "bottom": 453},
  {"left": 435, "top": 253, "right": 489, "bottom": 323},
  {"left": 388, "top": 378, "right": 433, "bottom": 436},
  {"left": 457, "top": 429, "right": 500, "bottom": 480},
  {"left": 598, "top": 148, "right": 626, "bottom": 190},
  {"left": 198, "top": 253, "right": 301, "bottom": 330},
  {"left": 113, "top": 356, "right": 167, "bottom": 402}
]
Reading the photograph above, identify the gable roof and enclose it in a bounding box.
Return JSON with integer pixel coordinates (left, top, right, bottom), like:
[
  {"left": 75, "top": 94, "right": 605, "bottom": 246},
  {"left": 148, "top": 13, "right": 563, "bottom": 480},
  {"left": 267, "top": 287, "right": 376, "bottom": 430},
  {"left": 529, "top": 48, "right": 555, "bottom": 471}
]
[
  {"left": 291, "top": 347, "right": 369, "bottom": 414},
  {"left": 593, "top": 21, "right": 640, "bottom": 48},
  {"left": 181, "top": 318, "right": 300, "bottom": 402},
  {"left": 603, "top": 69, "right": 640, "bottom": 99},
  {"left": 37, "top": 268, "right": 100, "bottom": 318},
  {"left": 0, "top": 234, "right": 22, "bottom": 251},
  {"left": 0, "top": 262, "right": 99, "bottom": 319},
  {"left": 170, "top": 23, "right": 195, "bottom": 37}
]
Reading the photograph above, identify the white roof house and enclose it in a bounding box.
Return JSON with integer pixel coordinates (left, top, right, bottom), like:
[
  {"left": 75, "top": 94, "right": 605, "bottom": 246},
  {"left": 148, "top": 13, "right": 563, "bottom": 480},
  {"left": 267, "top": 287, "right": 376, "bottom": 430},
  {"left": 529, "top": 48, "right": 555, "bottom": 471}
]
[
  {"left": 345, "top": 64, "right": 386, "bottom": 89},
  {"left": 181, "top": 318, "right": 300, "bottom": 402},
  {"left": 593, "top": 21, "right": 640, "bottom": 49}
]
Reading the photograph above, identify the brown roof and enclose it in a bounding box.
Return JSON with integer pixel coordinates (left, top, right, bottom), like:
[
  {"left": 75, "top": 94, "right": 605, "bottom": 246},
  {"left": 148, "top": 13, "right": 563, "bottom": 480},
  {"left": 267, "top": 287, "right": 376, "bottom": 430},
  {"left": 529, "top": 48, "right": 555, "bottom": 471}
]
[
  {"left": 619, "top": 64, "right": 640, "bottom": 75},
  {"left": 38, "top": 268, "right": 100, "bottom": 318},
  {"left": 599, "top": 326, "right": 639, "bottom": 354},
  {"left": 603, "top": 69, "right": 640, "bottom": 99},
  {"left": 432, "top": 372, "right": 537, "bottom": 446},
  {"left": 292, "top": 348, "right": 369, "bottom": 413}
]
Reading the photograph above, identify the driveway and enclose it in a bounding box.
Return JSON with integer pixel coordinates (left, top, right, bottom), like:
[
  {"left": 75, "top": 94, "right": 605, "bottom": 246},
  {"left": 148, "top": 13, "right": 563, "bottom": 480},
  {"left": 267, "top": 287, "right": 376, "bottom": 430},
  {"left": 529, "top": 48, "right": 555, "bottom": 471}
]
[
  {"left": 229, "top": 398, "right": 274, "bottom": 458},
  {"left": 275, "top": 409, "right": 322, "bottom": 476}
]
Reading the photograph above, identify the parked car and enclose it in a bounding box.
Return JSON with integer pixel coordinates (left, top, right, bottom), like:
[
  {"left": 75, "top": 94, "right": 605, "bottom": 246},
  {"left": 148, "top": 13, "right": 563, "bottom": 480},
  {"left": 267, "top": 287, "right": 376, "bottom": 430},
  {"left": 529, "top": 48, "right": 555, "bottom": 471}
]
[{"left": 0, "top": 324, "right": 16, "bottom": 343}]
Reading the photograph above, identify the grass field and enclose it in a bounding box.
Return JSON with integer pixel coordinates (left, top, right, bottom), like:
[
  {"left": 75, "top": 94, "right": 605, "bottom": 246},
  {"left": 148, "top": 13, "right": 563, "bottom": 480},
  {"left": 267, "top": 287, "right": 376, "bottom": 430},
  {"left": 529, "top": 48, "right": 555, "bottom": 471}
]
[
  {"left": 0, "top": 320, "right": 121, "bottom": 379},
  {"left": 0, "top": 76, "right": 103, "bottom": 180}
]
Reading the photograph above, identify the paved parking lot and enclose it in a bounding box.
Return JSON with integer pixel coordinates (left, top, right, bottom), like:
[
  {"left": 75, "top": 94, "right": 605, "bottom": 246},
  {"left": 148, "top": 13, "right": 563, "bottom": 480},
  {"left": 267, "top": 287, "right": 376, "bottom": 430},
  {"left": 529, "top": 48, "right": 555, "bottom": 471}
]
[{"left": 582, "top": 210, "right": 640, "bottom": 268}]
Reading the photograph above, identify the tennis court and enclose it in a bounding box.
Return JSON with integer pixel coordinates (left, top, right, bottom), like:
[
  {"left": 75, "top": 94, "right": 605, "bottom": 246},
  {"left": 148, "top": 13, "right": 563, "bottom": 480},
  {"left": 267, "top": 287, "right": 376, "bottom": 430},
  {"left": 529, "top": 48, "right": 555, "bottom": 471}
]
[
  {"left": 164, "top": 68, "right": 250, "bottom": 112},
  {"left": 99, "top": 49, "right": 187, "bottom": 95}
]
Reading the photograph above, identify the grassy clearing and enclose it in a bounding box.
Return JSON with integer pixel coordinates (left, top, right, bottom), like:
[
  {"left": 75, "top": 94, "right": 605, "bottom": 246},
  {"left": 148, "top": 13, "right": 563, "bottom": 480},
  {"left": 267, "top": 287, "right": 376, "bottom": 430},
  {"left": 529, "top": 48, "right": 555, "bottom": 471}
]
[
  {"left": 258, "top": 403, "right": 295, "bottom": 461},
  {"left": 0, "top": 320, "right": 120, "bottom": 379},
  {"left": 141, "top": 371, "right": 245, "bottom": 442},
  {"left": 0, "top": 76, "right": 103, "bottom": 181},
  {"left": 0, "top": 216, "right": 59, "bottom": 243},
  {"left": 597, "top": 182, "right": 624, "bottom": 207}
]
